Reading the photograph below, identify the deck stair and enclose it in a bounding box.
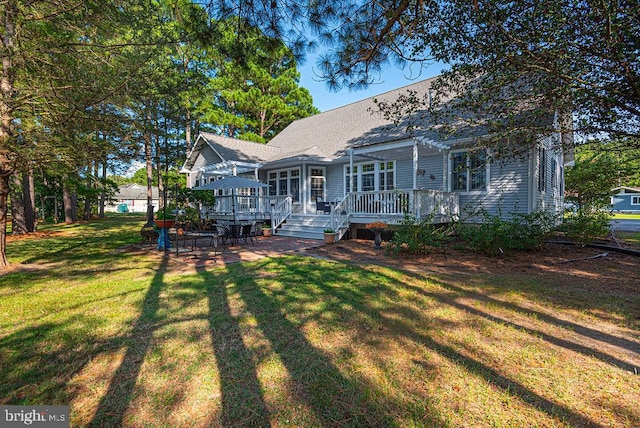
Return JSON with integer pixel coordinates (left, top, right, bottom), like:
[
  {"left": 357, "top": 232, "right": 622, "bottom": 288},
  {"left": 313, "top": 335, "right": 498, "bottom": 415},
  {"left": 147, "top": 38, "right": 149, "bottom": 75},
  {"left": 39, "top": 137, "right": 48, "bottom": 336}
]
[{"left": 273, "top": 214, "right": 333, "bottom": 240}]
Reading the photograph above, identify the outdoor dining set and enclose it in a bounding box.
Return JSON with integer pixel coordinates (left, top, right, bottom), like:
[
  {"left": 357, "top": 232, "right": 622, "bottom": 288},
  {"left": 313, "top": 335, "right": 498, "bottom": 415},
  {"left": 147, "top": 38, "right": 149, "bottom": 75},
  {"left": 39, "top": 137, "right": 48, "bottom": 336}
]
[{"left": 166, "top": 219, "right": 264, "bottom": 258}]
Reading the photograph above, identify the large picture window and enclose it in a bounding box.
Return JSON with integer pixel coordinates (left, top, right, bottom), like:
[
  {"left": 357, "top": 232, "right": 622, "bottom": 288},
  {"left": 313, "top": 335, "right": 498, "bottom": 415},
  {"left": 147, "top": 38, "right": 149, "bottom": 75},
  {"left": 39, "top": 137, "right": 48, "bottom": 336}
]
[
  {"left": 450, "top": 149, "right": 487, "bottom": 192},
  {"left": 267, "top": 168, "right": 301, "bottom": 202},
  {"left": 345, "top": 161, "right": 395, "bottom": 192}
]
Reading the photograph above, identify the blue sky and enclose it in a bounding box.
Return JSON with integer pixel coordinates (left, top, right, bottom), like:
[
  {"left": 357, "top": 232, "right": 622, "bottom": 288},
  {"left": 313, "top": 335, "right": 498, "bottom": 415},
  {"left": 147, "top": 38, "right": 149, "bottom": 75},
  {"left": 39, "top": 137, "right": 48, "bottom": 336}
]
[{"left": 299, "top": 59, "right": 445, "bottom": 112}]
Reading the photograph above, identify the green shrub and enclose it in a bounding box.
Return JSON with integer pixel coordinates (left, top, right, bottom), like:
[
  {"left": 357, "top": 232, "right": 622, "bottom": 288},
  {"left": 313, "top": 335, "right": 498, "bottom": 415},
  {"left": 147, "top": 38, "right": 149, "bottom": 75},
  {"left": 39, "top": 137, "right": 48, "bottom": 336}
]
[
  {"left": 387, "top": 214, "right": 451, "bottom": 255},
  {"left": 456, "top": 209, "right": 557, "bottom": 256},
  {"left": 558, "top": 211, "right": 611, "bottom": 245}
]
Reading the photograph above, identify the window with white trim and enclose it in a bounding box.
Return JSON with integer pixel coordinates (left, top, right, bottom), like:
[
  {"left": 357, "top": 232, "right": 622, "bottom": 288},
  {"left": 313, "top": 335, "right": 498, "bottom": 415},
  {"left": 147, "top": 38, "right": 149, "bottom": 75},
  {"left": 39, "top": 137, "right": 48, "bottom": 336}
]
[
  {"left": 538, "top": 147, "right": 547, "bottom": 192},
  {"left": 379, "top": 162, "right": 395, "bottom": 190},
  {"left": 345, "top": 161, "right": 395, "bottom": 192},
  {"left": 267, "top": 168, "right": 301, "bottom": 202},
  {"left": 450, "top": 149, "right": 487, "bottom": 192},
  {"left": 310, "top": 167, "right": 325, "bottom": 202},
  {"left": 632, "top": 196, "right": 640, "bottom": 205}
]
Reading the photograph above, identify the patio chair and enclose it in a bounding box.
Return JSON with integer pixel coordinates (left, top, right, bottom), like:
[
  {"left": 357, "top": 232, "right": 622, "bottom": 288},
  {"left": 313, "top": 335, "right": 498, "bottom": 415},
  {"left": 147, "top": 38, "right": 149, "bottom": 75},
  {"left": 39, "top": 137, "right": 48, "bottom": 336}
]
[
  {"left": 316, "top": 197, "right": 331, "bottom": 214},
  {"left": 215, "top": 223, "right": 231, "bottom": 246},
  {"left": 253, "top": 221, "right": 264, "bottom": 238},
  {"left": 239, "top": 223, "right": 255, "bottom": 246}
]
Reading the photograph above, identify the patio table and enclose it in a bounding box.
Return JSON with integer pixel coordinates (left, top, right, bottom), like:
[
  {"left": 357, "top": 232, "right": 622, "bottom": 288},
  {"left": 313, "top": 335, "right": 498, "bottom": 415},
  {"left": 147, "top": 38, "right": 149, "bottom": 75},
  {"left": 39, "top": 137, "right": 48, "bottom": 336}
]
[{"left": 170, "top": 230, "right": 224, "bottom": 260}]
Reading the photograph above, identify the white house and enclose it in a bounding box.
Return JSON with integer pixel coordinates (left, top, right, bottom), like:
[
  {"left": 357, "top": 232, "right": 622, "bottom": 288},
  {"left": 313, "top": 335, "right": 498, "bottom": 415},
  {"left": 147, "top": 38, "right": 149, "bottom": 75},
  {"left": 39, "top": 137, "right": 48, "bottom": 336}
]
[
  {"left": 106, "top": 184, "right": 160, "bottom": 214},
  {"left": 181, "top": 77, "right": 571, "bottom": 240}
]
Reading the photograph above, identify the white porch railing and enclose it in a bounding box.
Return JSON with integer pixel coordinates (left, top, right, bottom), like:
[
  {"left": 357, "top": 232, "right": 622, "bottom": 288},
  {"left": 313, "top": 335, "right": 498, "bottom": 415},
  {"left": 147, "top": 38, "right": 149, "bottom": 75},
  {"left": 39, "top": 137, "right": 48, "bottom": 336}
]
[
  {"left": 332, "top": 194, "right": 352, "bottom": 239},
  {"left": 413, "top": 190, "right": 460, "bottom": 221},
  {"left": 203, "top": 195, "right": 290, "bottom": 218},
  {"left": 345, "top": 190, "right": 458, "bottom": 218},
  {"left": 271, "top": 196, "right": 293, "bottom": 230},
  {"left": 333, "top": 189, "right": 459, "bottom": 231}
]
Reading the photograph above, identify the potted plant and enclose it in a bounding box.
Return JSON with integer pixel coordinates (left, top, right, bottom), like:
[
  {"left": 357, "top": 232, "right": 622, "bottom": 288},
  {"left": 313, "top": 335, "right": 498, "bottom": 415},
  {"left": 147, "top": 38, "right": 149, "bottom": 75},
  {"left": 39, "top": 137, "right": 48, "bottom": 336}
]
[
  {"left": 154, "top": 211, "right": 176, "bottom": 229},
  {"left": 262, "top": 224, "right": 273, "bottom": 237},
  {"left": 323, "top": 228, "right": 337, "bottom": 244}
]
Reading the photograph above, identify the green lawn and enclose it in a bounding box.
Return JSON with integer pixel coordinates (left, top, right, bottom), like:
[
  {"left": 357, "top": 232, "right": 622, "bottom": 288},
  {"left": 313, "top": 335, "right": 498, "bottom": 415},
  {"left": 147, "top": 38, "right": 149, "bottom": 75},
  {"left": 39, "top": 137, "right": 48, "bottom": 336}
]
[
  {"left": 1, "top": 216, "right": 638, "bottom": 427},
  {"left": 612, "top": 212, "right": 640, "bottom": 220}
]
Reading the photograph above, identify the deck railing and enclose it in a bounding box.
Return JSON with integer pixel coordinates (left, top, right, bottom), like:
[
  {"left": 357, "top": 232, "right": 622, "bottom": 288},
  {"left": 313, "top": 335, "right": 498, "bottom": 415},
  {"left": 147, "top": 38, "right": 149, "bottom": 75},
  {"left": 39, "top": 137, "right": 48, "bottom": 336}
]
[
  {"left": 345, "top": 190, "right": 459, "bottom": 220},
  {"left": 271, "top": 196, "right": 293, "bottom": 230},
  {"left": 203, "top": 195, "right": 290, "bottom": 218},
  {"left": 332, "top": 194, "right": 352, "bottom": 239}
]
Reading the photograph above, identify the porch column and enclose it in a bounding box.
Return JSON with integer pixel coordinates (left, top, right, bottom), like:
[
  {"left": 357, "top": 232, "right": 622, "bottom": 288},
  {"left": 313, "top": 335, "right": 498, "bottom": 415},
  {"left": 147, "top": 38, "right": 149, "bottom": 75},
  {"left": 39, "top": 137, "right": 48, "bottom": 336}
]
[
  {"left": 348, "top": 149, "right": 354, "bottom": 193},
  {"left": 302, "top": 163, "right": 307, "bottom": 214}
]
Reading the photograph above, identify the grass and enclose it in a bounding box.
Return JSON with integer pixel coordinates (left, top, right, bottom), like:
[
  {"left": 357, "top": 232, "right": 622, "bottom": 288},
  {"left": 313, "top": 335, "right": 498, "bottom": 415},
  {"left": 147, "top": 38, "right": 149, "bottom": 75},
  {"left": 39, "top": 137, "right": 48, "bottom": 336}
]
[
  {"left": 611, "top": 212, "right": 640, "bottom": 220},
  {"left": 1, "top": 215, "right": 638, "bottom": 427}
]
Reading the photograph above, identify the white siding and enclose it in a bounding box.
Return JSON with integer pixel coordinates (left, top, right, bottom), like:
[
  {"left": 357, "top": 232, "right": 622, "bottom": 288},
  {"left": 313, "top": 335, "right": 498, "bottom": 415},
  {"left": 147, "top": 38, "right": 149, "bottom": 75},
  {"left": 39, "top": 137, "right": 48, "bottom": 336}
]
[
  {"left": 418, "top": 155, "right": 444, "bottom": 190},
  {"left": 395, "top": 158, "right": 413, "bottom": 189},
  {"left": 190, "top": 146, "right": 224, "bottom": 186},
  {"left": 458, "top": 156, "right": 531, "bottom": 220},
  {"left": 323, "top": 164, "right": 342, "bottom": 202}
]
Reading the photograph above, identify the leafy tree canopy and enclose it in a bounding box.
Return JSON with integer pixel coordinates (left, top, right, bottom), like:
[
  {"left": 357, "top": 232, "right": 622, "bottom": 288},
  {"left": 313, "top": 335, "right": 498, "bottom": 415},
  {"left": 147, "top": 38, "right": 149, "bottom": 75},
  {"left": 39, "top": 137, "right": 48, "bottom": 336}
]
[
  {"left": 199, "top": 18, "right": 319, "bottom": 143},
  {"left": 566, "top": 139, "right": 640, "bottom": 214},
  {"left": 203, "top": 0, "right": 639, "bottom": 152}
]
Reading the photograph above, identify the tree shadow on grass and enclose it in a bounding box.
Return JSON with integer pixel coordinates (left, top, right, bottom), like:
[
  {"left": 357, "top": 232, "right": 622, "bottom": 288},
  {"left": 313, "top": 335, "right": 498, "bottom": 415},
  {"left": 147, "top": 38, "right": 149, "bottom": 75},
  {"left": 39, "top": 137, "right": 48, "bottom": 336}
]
[
  {"left": 391, "top": 267, "right": 640, "bottom": 370},
  {"left": 227, "top": 262, "right": 401, "bottom": 427},
  {"left": 196, "top": 266, "right": 271, "bottom": 427},
  {"left": 0, "top": 316, "right": 108, "bottom": 405},
  {"left": 264, "top": 257, "right": 607, "bottom": 428},
  {"left": 89, "top": 257, "right": 168, "bottom": 427}
]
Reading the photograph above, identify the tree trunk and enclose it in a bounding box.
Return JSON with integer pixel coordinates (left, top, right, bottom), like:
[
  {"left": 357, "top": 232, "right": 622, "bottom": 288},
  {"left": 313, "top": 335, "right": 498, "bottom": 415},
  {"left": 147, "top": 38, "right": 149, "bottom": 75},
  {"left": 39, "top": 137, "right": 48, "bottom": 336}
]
[
  {"left": 11, "top": 174, "right": 27, "bottom": 234},
  {"left": 0, "top": 1, "right": 17, "bottom": 268},
  {"left": 185, "top": 109, "right": 192, "bottom": 156},
  {"left": 144, "top": 131, "right": 154, "bottom": 225},
  {"left": 99, "top": 158, "right": 106, "bottom": 219},
  {"left": 0, "top": 172, "right": 9, "bottom": 267},
  {"left": 25, "top": 168, "right": 36, "bottom": 231},
  {"left": 63, "top": 176, "right": 77, "bottom": 224},
  {"left": 154, "top": 116, "right": 164, "bottom": 212},
  {"left": 83, "top": 164, "right": 92, "bottom": 220}
]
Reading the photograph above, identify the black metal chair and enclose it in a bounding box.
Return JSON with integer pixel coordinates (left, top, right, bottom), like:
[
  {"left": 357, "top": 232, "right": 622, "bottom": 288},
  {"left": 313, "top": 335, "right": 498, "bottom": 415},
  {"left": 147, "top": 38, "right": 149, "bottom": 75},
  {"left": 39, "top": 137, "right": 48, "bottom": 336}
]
[
  {"left": 215, "top": 223, "right": 231, "bottom": 246},
  {"left": 239, "top": 223, "right": 255, "bottom": 246},
  {"left": 316, "top": 197, "right": 331, "bottom": 214}
]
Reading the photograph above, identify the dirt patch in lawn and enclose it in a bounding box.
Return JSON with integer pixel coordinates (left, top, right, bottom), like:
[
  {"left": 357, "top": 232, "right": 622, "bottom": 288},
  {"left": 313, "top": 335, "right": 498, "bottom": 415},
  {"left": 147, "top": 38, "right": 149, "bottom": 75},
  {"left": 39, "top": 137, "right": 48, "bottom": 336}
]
[
  {"left": 304, "top": 239, "right": 640, "bottom": 330},
  {"left": 306, "top": 239, "right": 637, "bottom": 277}
]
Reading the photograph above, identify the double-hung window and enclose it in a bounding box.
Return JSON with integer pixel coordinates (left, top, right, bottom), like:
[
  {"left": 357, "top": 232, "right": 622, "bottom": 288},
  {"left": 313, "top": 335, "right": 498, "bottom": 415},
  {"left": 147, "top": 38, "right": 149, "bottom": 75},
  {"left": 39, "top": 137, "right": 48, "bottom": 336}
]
[
  {"left": 632, "top": 196, "right": 640, "bottom": 205},
  {"left": 450, "top": 149, "right": 487, "bottom": 192}
]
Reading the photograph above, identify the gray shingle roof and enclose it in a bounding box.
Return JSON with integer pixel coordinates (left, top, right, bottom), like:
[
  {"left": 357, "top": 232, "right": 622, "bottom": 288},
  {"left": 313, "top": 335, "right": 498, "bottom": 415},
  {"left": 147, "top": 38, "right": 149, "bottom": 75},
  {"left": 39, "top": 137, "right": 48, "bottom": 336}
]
[
  {"left": 182, "top": 77, "right": 443, "bottom": 170},
  {"left": 200, "top": 133, "right": 283, "bottom": 163},
  {"left": 185, "top": 75, "right": 551, "bottom": 169},
  {"left": 266, "top": 77, "right": 441, "bottom": 158},
  {"left": 116, "top": 184, "right": 159, "bottom": 199}
]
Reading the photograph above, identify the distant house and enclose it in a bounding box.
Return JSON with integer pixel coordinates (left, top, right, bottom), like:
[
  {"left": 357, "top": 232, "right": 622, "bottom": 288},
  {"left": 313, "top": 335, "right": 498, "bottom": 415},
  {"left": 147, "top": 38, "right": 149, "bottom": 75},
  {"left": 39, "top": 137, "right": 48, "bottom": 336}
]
[
  {"left": 181, "top": 77, "right": 572, "bottom": 240},
  {"left": 106, "top": 184, "right": 160, "bottom": 213},
  {"left": 611, "top": 187, "right": 640, "bottom": 213}
]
